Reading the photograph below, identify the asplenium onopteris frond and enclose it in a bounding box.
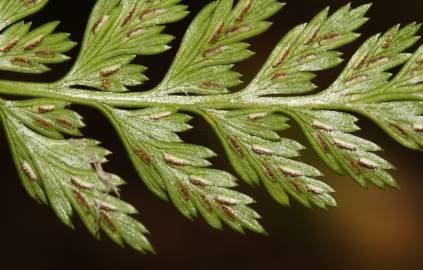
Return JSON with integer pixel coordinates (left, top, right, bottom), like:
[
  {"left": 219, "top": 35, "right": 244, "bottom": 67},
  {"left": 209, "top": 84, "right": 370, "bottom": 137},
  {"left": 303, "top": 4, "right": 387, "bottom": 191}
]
[{"left": 1, "top": 0, "right": 422, "bottom": 253}]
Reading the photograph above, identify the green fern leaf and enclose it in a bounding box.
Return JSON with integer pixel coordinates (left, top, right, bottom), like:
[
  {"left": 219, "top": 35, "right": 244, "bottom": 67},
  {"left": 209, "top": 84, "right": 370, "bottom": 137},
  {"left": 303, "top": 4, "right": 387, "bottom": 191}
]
[
  {"left": 103, "top": 105, "right": 264, "bottom": 233},
  {"left": 1, "top": 107, "right": 153, "bottom": 253},
  {"left": 2, "top": 99, "right": 84, "bottom": 138},
  {"left": 243, "top": 3, "right": 369, "bottom": 96},
  {"left": 0, "top": 20, "right": 76, "bottom": 73},
  {"left": 1, "top": 0, "right": 422, "bottom": 254},
  {"left": 0, "top": 0, "right": 48, "bottom": 31},
  {"left": 158, "top": 0, "right": 284, "bottom": 95},
  {"left": 202, "top": 108, "right": 336, "bottom": 208},
  {"left": 63, "top": 0, "right": 188, "bottom": 91}
]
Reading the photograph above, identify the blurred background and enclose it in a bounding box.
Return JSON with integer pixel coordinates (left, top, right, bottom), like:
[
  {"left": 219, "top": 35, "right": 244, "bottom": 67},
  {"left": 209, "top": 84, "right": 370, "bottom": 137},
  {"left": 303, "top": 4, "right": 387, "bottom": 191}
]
[{"left": 2, "top": 0, "right": 423, "bottom": 269}]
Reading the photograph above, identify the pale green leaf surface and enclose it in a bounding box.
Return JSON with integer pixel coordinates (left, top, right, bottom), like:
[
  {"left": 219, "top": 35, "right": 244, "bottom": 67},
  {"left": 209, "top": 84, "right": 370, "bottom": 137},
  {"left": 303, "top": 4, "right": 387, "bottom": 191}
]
[
  {"left": 328, "top": 34, "right": 423, "bottom": 150},
  {"left": 2, "top": 98, "right": 85, "bottom": 139},
  {"left": 243, "top": 3, "right": 370, "bottom": 96},
  {"left": 0, "top": 0, "right": 48, "bottom": 31},
  {"left": 0, "top": 109, "right": 153, "bottom": 253},
  {"left": 291, "top": 110, "right": 398, "bottom": 188},
  {"left": 104, "top": 106, "right": 264, "bottom": 233},
  {"left": 0, "top": 20, "right": 76, "bottom": 73},
  {"left": 64, "top": 0, "right": 188, "bottom": 91},
  {"left": 357, "top": 102, "right": 423, "bottom": 150},
  {"left": 326, "top": 23, "right": 421, "bottom": 97},
  {"left": 158, "top": 0, "right": 284, "bottom": 95},
  {"left": 1, "top": 0, "right": 423, "bottom": 254},
  {"left": 203, "top": 109, "right": 336, "bottom": 208}
]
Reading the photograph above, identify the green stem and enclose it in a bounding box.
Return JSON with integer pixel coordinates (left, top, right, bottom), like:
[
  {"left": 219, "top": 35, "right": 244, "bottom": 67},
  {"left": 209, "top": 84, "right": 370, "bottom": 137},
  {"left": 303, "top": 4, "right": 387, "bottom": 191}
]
[
  {"left": 0, "top": 79, "right": 332, "bottom": 110},
  {"left": 352, "top": 91, "right": 423, "bottom": 103}
]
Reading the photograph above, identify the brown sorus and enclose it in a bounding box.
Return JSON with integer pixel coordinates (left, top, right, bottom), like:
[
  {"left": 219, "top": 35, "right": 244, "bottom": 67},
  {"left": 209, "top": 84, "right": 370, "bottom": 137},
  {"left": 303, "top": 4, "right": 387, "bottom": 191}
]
[
  {"left": 344, "top": 74, "right": 368, "bottom": 85},
  {"left": 21, "top": 162, "right": 37, "bottom": 181},
  {"left": 299, "top": 53, "right": 317, "bottom": 62},
  {"left": 140, "top": 8, "right": 161, "bottom": 20},
  {"left": 36, "top": 118, "right": 51, "bottom": 128},
  {"left": 99, "top": 211, "right": 116, "bottom": 231},
  {"left": 188, "top": 176, "right": 210, "bottom": 187},
  {"left": 271, "top": 71, "right": 288, "bottom": 81},
  {"left": 347, "top": 157, "right": 361, "bottom": 173},
  {"left": 304, "top": 27, "right": 320, "bottom": 45},
  {"left": 101, "top": 79, "right": 112, "bottom": 89},
  {"left": 73, "top": 190, "right": 91, "bottom": 214},
  {"left": 201, "top": 80, "right": 222, "bottom": 89},
  {"left": 92, "top": 16, "right": 109, "bottom": 34},
  {"left": 122, "top": 4, "right": 137, "bottom": 27},
  {"left": 289, "top": 180, "right": 302, "bottom": 193},
  {"left": 127, "top": 27, "right": 144, "bottom": 38},
  {"left": 203, "top": 45, "right": 226, "bottom": 58},
  {"left": 224, "top": 24, "right": 250, "bottom": 36},
  {"left": 200, "top": 194, "right": 213, "bottom": 211},
  {"left": 236, "top": 1, "right": 252, "bottom": 23},
  {"left": 24, "top": 36, "right": 43, "bottom": 51},
  {"left": 209, "top": 23, "right": 224, "bottom": 44},
  {"left": 278, "top": 166, "right": 302, "bottom": 178},
  {"left": 382, "top": 36, "right": 393, "bottom": 49},
  {"left": 354, "top": 53, "right": 368, "bottom": 70},
  {"left": 37, "top": 105, "right": 55, "bottom": 113},
  {"left": 333, "top": 139, "right": 357, "bottom": 151},
  {"left": 412, "top": 65, "right": 423, "bottom": 75},
  {"left": 0, "top": 39, "right": 18, "bottom": 53},
  {"left": 100, "top": 66, "right": 120, "bottom": 77},
  {"left": 35, "top": 50, "right": 55, "bottom": 58},
  {"left": 12, "top": 57, "right": 32, "bottom": 65},
  {"left": 391, "top": 123, "right": 408, "bottom": 137},
  {"left": 272, "top": 48, "right": 290, "bottom": 68},
  {"left": 228, "top": 135, "right": 243, "bottom": 157},
  {"left": 263, "top": 163, "right": 277, "bottom": 182},
  {"left": 367, "top": 56, "right": 389, "bottom": 67},
  {"left": 221, "top": 205, "right": 236, "bottom": 220},
  {"left": 57, "top": 117, "right": 74, "bottom": 128},
  {"left": 70, "top": 177, "right": 94, "bottom": 190},
  {"left": 178, "top": 182, "right": 190, "bottom": 201},
  {"left": 24, "top": 0, "right": 39, "bottom": 6},
  {"left": 319, "top": 33, "right": 340, "bottom": 44},
  {"left": 135, "top": 148, "right": 151, "bottom": 165},
  {"left": 315, "top": 132, "right": 330, "bottom": 152}
]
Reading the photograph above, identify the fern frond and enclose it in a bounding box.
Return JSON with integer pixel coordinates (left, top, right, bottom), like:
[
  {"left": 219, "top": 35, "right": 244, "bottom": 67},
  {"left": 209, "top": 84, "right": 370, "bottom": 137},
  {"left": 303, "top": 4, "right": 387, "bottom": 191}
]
[{"left": 1, "top": 0, "right": 422, "bottom": 254}]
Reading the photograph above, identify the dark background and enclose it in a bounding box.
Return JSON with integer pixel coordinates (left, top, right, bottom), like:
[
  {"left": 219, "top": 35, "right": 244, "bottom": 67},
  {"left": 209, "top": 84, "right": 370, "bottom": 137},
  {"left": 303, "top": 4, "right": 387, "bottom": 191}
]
[{"left": 2, "top": 0, "right": 423, "bottom": 269}]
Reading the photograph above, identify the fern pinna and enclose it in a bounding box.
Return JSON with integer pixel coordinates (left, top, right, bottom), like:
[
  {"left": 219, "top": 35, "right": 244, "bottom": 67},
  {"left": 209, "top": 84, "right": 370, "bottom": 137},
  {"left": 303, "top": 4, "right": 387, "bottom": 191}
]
[{"left": 1, "top": 0, "right": 422, "bottom": 253}]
